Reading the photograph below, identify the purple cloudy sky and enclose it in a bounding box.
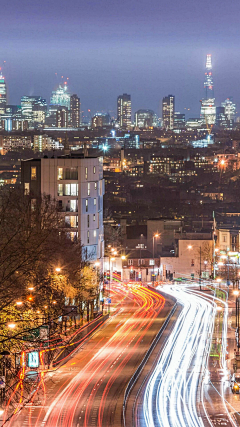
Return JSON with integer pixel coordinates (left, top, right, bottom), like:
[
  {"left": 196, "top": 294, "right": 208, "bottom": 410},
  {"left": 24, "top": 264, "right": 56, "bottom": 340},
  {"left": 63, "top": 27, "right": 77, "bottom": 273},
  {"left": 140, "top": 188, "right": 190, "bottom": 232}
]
[{"left": 1, "top": 0, "right": 240, "bottom": 118}]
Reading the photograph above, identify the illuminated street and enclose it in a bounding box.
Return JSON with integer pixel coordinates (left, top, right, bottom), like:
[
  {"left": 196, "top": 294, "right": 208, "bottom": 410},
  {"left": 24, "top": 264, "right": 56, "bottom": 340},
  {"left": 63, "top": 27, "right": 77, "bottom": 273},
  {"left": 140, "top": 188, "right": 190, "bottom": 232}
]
[
  {"left": 131, "top": 284, "right": 236, "bottom": 427},
  {"left": 5, "top": 283, "right": 172, "bottom": 427}
]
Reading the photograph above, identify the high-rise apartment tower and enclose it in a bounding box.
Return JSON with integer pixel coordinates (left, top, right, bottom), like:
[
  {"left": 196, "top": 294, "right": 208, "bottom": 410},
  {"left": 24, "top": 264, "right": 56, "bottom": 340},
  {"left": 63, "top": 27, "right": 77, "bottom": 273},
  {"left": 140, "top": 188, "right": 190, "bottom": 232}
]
[
  {"left": 117, "top": 94, "right": 131, "bottom": 129},
  {"left": 162, "top": 95, "right": 175, "bottom": 130}
]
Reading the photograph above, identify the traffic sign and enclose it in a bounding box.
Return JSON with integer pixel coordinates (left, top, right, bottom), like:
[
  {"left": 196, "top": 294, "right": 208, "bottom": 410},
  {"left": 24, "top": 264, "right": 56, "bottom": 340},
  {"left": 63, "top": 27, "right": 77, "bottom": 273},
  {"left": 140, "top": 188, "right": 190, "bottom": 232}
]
[{"left": 107, "top": 298, "right": 111, "bottom": 304}]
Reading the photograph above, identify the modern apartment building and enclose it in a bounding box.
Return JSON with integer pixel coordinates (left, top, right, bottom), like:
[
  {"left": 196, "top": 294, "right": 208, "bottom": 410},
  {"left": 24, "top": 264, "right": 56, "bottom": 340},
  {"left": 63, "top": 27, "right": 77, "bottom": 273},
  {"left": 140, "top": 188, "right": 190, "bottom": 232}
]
[{"left": 21, "top": 153, "right": 105, "bottom": 261}]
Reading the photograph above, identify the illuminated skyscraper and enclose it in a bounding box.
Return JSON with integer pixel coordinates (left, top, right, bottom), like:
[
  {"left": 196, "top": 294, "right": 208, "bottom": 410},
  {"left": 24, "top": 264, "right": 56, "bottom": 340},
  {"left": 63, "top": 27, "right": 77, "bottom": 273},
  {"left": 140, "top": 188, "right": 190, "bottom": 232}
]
[
  {"left": 50, "top": 83, "right": 71, "bottom": 110},
  {"left": 162, "top": 95, "right": 175, "bottom": 129},
  {"left": 221, "top": 97, "right": 236, "bottom": 125},
  {"left": 70, "top": 94, "right": 80, "bottom": 128},
  {"left": 134, "top": 109, "right": 159, "bottom": 128},
  {"left": 21, "top": 96, "right": 47, "bottom": 127},
  {"left": 117, "top": 94, "right": 131, "bottom": 129},
  {"left": 200, "top": 54, "right": 216, "bottom": 125},
  {"left": 0, "top": 72, "right": 7, "bottom": 116}
]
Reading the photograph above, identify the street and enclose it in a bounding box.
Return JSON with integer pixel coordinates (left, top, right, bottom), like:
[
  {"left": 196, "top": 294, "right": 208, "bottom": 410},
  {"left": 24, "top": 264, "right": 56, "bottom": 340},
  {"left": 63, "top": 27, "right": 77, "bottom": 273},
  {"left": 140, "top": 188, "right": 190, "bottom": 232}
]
[{"left": 5, "top": 283, "right": 172, "bottom": 427}]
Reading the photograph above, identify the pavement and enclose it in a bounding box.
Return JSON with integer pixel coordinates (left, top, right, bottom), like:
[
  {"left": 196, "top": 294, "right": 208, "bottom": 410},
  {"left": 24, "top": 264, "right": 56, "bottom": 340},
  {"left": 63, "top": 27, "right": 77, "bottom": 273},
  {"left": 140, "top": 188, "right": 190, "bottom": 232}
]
[{"left": 5, "top": 282, "right": 173, "bottom": 427}]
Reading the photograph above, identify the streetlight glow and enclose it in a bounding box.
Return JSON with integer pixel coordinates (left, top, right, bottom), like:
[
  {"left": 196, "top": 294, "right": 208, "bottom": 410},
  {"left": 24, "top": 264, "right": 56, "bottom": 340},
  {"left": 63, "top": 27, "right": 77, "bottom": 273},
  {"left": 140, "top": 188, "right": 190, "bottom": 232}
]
[
  {"left": 16, "top": 301, "right": 22, "bottom": 306},
  {"left": 233, "top": 290, "right": 239, "bottom": 296},
  {"left": 188, "top": 245, "right": 193, "bottom": 250},
  {"left": 8, "top": 323, "right": 16, "bottom": 329},
  {"left": 121, "top": 255, "right": 126, "bottom": 260},
  {"left": 28, "top": 287, "right": 34, "bottom": 291},
  {"left": 55, "top": 267, "right": 61, "bottom": 272}
]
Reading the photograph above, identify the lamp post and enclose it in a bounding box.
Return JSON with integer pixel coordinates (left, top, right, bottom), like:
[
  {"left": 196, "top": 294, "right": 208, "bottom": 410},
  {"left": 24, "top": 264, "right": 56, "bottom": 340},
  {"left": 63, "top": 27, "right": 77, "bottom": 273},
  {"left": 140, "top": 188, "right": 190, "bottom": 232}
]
[
  {"left": 152, "top": 234, "right": 159, "bottom": 285},
  {"left": 94, "top": 261, "right": 100, "bottom": 312},
  {"left": 109, "top": 257, "right": 115, "bottom": 314}
]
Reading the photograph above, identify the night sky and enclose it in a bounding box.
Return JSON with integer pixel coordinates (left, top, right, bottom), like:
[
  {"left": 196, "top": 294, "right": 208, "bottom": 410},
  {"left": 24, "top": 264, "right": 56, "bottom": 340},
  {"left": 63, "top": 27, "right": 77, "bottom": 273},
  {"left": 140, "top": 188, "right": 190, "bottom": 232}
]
[{"left": 2, "top": 0, "right": 240, "bottom": 118}]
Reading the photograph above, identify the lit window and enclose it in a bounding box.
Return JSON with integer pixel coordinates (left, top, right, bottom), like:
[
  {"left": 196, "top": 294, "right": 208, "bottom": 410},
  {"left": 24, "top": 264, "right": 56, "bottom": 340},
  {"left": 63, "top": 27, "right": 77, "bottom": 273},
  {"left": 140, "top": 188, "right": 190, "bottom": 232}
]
[
  {"left": 93, "top": 214, "right": 96, "bottom": 221},
  {"left": 31, "top": 166, "right": 37, "bottom": 180},
  {"left": 65, "top": 184, "right": 70, "bottom": 196},
  {"left": 70, "top": 216, "right": 77, "bottom": 228},
  {"left": 94, "top": 198, "right": 96, "bottom": 205},
  {"left": 88, "top": 182, "right": 90, "bottom": 196},
  {"left": 149, "top": 259, "right": 154, "bottom": 266},
  {"left": 57, "top": 168, "right": 63, "bottom": 180},
  {"left": 24, "top": 183, "right": 30, "bottom": 195},
  {"left": 87, "top": 230, "right": 90, "bottom": 244},
  {"left": 85, "top": 167, "right": 88, "bottom": 180},
  {"left": 86, "top": 199, "right": 88, "bottom": 212},
  {"left": 93, "top": 166, "right": 96, "bottom": 174},
  {"left": 93, "top": 230, "right": 96, "bottom": 237},
  {"left": 71, "top": 183, "right": 77, "bottom": 196},
  {"left": 95, "top": 182, "right": 97, "bottom": 190},
  {"left": 128, "top": 259, "right": 133, "bottom": 266},
  {"left": 58, "top": 184, "right": 63, "bottom": 196},
  {"left": 31, "top": 199, "right": 36, "bottom": 211}
]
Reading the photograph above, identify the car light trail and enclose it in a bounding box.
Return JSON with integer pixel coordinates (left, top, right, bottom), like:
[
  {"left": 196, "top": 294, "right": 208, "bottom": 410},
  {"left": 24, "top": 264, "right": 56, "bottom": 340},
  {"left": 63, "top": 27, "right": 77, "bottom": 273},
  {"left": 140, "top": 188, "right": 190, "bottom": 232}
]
[{"left": 143, "top": 284, "right": 216, "bottom": 427}]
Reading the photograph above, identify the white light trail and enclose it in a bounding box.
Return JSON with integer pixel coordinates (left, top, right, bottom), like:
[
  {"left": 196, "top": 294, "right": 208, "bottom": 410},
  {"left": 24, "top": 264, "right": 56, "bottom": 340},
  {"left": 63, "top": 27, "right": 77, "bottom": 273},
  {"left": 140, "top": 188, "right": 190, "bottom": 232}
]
[{"left": 143, "top": 284, "right": 216, "bottom": 427}]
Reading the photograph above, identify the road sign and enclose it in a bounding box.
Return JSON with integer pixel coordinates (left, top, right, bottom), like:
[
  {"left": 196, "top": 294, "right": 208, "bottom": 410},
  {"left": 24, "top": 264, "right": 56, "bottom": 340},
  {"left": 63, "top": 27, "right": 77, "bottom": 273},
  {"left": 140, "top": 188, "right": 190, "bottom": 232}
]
[
  {"left": 28, "top": 351, "right": 39, "bottom": 368},
  {"left": 107, "top": 298, "right": 111, "bottom": 304},
  {"left": 0, "top": 376, "right": 5, "bottom": 389}
]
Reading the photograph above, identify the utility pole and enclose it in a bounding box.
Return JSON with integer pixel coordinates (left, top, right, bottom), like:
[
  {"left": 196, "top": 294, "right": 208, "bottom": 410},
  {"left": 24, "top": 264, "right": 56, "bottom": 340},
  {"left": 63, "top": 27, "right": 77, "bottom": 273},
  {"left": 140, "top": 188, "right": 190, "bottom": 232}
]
[{"left": 199, "top": 246, "right": 202, "bottom": 291}]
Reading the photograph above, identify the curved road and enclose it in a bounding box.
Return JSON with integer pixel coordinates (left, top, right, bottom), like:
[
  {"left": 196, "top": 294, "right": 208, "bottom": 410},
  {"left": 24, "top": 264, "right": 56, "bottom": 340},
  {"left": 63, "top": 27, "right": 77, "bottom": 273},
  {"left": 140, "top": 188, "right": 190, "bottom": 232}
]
[{"left": 6, "top": 283, "right": 172, "bottom": 427}]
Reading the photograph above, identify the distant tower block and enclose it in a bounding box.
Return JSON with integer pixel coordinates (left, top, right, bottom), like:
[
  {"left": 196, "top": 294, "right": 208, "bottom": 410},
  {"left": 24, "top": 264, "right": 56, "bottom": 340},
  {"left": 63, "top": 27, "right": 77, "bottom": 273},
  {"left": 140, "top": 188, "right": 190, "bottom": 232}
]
[{"left": 200, "top": 54, "right": 216, "bottom": 126}]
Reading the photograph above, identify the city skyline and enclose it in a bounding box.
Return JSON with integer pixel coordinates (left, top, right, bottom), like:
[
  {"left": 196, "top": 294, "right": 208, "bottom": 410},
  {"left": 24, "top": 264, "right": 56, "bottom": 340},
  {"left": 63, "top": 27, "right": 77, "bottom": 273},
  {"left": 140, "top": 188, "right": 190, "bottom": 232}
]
[
  {"left": 1, "top": 0, "right": 240, "bottom": 118},
  {"left": 0, "top": 56, "right": 238, "bottom": 121}
]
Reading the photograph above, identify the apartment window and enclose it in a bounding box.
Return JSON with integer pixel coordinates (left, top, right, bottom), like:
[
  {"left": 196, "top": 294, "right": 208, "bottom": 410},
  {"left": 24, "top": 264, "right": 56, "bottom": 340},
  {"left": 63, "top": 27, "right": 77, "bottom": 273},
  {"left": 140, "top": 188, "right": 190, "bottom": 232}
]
[
  {"left": 85, "top": 167, "right": 88, "bottom": 180},
  {"left": 93, "top": 166, "right": 96, "bottom": 174},
  {"left": 65, "top": 184, "right": 71, "bottom": 196},
  {"left": 95, "top": 182, "right": 97, "bottom": 190},
  {"left": 58, "top": 184, "right": 63, "bottom": 196},
  {"left": 24, "top": 182, "right": 30, "bottom": 195},
  {"left": 87, "top": 230, "right": 90, "bottom": 244},
  {"left": 31, "top": 199, "right": 36, "bottom": 211},
  {"left": 58, "top": 200, "right": 63, "bottom": 210},
  {"left": 70, "top": 216, "right": 77, "bottom": 228},
  {"left": 88, "top": 182, "right": 90, "bottom": 196},
  {"left": 223, "top": 235, "right": 227, "bottom": 242},
  {"left": 94, "top": 198, "right": 96, "bottom": 205},
  {"left": 31, "top": 166, "right": 37, "bottom": 180},
  {"left": 149, "top": 259, "right": 154, "bottom": 266},
  {"left": 86, "top": 199, "right": 88, "bottom": 212},
  {"left": 138, "top": 259, "right": 144, "bottom": 265},
  {"left": 71, "top": 183, "right": 77, "bottom": 196},
  {"left": 128, "top": 259, "right": 133, "bottom": 266},
  {"left": 87, "top": 215, "right": 90, "bottom": 228},
  {"left": 93, "top": 214, "right": 96, "bottom": 221},
  {"left": 93, "top": 230, "right": 96, "bottom": 237},
  {"left": 70, "top": 200, "right": 77, "bottom": 212},
  {"left": 57, "top": 167, "right": 63, "bottom": 180}
]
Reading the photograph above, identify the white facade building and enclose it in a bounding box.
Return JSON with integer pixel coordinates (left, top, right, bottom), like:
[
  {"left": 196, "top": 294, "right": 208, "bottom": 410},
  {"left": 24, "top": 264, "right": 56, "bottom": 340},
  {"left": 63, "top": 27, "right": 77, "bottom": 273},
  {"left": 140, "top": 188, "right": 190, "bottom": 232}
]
[{"left": 21, "top": 154, "right": 105, "bottom": 261}]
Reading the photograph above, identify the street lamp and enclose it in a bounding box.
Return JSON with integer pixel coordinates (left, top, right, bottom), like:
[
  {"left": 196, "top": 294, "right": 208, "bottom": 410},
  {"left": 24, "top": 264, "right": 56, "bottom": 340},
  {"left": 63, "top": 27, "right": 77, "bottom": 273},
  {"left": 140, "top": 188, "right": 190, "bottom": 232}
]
[
  {"left": 152, "top": 234, "right": 159, "bottom": 285},
  {"left": 55, "top": 267, "right": 61, "bottom": 273},
  {"left": 108, "top": 257, "right": 115, "bottom": 314},
  {"left": 234, "top": 290, "right": 239, "bottom": 349},
  {"left": 8, "top": 323, "right": 16, "bottom": 329}
]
